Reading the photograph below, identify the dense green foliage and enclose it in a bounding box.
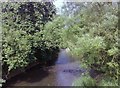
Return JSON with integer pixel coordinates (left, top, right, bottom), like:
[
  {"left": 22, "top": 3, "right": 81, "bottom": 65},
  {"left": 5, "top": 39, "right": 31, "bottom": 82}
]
[
  {"left": 1, "top": 2, "right": 119, "bottom": 87},
  {"left": 72, "top": 74, "right": 97, "bottom": 87},
  {"left": 2, "top": 2, "right": 59, "bottom": 71},
  {"left": 72, "top": 73, "right": 118, "bottom": 87},
  {"left": 60, "top": 2, "right": 119, "bottom": 86}
]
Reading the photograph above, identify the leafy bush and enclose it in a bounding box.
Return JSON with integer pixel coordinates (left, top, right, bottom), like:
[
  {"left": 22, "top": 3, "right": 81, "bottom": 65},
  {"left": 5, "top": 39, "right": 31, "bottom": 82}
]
[
  {"left": 98, "top": 77, "right": 118, "bottom": 86},
  {"left": 72, "top": 74, "right": 118, "bottom": 87},
  {"left": 61, "top": 3, "right": 119, "bottom": 80},
  {"left": 2, "top": 2, "right": 59, "bottom": 71},
  {"left": 72, "top": 74, "right": 97, "bottom": 87},
  {"left": 43, "top": 16, "right": 65, "bottom": 48}
]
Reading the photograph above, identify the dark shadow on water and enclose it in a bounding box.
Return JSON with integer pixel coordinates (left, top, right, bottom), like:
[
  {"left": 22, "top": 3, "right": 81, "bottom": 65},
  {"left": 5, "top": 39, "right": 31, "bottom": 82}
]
[
  {"left": 4, "top": 65, "right": 50, "bottom": 86},
  {"left": 3, "top": 49, "right": 84, "bottom": 87}
]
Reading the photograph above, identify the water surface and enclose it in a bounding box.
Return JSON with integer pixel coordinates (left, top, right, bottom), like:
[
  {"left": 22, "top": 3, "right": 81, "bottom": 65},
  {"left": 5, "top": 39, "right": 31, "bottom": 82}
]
[{"left": 5, "top": 49, "right": 85, "bottom": 87}]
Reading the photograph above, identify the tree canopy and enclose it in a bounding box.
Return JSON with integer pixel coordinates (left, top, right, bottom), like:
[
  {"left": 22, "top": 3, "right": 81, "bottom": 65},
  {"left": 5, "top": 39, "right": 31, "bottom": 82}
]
[{"left": 2, "top": 2, "right": 58, "bottom": 70}]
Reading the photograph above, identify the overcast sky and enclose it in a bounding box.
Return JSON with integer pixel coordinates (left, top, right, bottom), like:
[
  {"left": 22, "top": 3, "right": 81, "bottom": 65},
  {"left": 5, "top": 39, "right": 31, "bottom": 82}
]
[
  {"left": 54, "top": 0, "right": 64, "bottom": 8},
  {"left": 54, "top": 0, "right": 64, "bottom": 14}
]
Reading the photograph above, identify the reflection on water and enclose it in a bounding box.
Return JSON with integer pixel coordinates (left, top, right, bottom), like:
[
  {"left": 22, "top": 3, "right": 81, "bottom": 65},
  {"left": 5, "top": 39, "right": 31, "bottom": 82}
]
[{"left": 5, "top": 49, "right": 85, "bottom": 87}]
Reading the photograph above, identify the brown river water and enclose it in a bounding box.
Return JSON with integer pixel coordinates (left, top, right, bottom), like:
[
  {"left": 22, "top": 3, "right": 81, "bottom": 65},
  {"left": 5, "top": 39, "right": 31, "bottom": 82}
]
[{"left": 4, "top": 49, "right": 85, "bottom": 87}]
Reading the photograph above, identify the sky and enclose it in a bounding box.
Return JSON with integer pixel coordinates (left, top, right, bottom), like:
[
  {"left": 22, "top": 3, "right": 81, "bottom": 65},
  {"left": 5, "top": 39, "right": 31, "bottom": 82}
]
[
  {"left": 53, "top": 0, "right": 119, "bottom": 14},
  {"left": 54, "top": 0, "right": 64, "bottom": 9},
  {"left": 53, "top": 0, "right": 64, "bottom": 14}
]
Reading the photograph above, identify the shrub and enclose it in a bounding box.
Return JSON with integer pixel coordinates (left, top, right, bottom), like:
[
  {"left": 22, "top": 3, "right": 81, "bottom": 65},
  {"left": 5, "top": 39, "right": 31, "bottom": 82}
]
[
  {"left": 72, "top": 74, "right": 118, "bottom": 87},
  {"left": 2, "top": 2, "right": 58, "bottom": 71},
  {"left": 98, "top": 77, "right": 118, "bottom": 86},
  {"left": 72, "top": 74, "right": 97, "bottom": 87},
  {"left": 61, "top": 3, "right": 119, "bottom": 80}
]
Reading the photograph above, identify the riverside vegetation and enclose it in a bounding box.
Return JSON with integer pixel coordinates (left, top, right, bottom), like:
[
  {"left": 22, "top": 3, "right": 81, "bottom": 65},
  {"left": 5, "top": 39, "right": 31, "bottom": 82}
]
[{"left": 1, "top": 2, "right": 120, "bottom": 87}]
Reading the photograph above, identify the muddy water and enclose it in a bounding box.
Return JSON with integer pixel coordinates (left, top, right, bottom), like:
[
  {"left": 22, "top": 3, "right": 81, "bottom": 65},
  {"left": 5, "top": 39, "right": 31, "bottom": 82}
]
[{"left": 5, "top": 49, "right": 85, "bottom": 87}]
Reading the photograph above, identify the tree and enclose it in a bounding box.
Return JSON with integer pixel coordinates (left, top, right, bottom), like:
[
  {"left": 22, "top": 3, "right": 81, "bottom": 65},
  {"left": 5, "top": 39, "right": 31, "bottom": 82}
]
[
  {"left": 2, "top": 1, "right": 57, "bottom": 71},
  {"left": 61, "top": 2, "right": 91, "bottom": 17},
  {"left": 61, "top": 2, "right": 119, "bottom": 82}
]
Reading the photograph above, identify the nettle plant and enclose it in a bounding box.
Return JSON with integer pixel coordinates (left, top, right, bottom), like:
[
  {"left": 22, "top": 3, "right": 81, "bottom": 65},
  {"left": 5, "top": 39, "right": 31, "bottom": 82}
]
[
  {"left": 62, "top": 3, "right": 119, "bottom": 80},
  {"left": 2, "top": 2, "right": 57, "bottom": 71}
]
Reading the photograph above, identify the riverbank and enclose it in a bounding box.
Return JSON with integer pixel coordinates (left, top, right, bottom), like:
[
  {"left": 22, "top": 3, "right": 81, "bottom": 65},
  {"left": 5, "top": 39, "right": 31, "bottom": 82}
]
[{"left": 3, "top": 49, "right": 85, "bottom": 87}]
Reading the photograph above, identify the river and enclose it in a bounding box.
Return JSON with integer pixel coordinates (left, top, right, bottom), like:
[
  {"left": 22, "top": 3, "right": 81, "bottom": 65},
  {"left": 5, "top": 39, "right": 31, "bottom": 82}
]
[{"left": 4, "top": 49, "right": 85, "bottom": 87}]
